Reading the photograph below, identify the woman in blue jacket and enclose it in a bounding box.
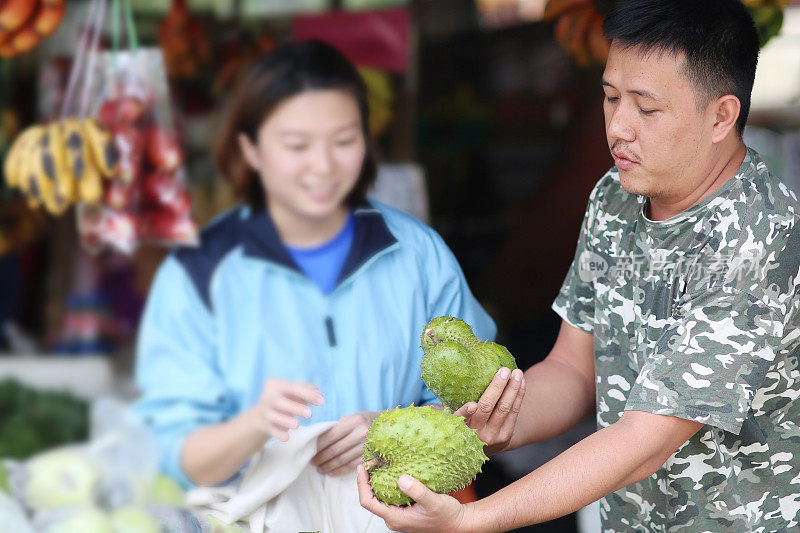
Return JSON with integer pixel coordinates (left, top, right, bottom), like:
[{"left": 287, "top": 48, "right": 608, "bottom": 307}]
[{"left": 134, "top": 40, "right": 496, "bottom": 489}]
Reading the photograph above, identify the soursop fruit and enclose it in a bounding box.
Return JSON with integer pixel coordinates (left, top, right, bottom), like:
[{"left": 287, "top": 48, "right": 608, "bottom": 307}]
[
  {"left": 363, "top": 405, "right": 487, "bottom": 506},
  {"left": 421, "top": 316, "right": 517, "bottom": 411}
]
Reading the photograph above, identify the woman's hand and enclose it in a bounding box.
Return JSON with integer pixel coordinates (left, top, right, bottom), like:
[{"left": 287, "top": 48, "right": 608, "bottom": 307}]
[
  {"left": 453, "top": 367, "right": 526, "bottom": 456},
  {"left": 248, "top": 377, "right": 324, "bottom": 442},
  {"left": 311, "top": 410, "right": 381, "bottom": 476}
]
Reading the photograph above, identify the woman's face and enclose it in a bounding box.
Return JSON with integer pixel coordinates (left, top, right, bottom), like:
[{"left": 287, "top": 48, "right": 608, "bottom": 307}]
[{"left": 239, "top": 89, "right": 366, "bottom": 229}]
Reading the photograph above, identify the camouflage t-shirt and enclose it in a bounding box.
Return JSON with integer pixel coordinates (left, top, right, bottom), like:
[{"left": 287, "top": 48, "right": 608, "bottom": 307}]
[{"left": 553, "top": 147, "right": 800, "bottom": 532}]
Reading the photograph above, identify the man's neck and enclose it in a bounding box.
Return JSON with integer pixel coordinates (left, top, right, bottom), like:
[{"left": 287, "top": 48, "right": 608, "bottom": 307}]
[{"left": 648, "top": 141, "right": 747, "bottom": 221}]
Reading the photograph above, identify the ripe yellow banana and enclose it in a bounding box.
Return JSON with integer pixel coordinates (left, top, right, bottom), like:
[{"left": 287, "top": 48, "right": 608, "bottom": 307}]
[
  {"left": 25, "top": 134, "right": 49, "bottom": 210},
  {"left": 39, "top": 122, "right": 73, "bottom": 215},
  {"left": 51, "top": 121, "right": 78, "bottom": 209},
  {"left": 61, "top": 118, "right": 100, "bottom": 204},
  {"left": 3, "top": 125, "right": 42, "bottom": 189},
  {"left": 13, "top": 133, "right": 34, "bottom": 198},
  {"left": 60, "top": 119, "right": 87, "bottom": 182},
  {"left": 81, "top": 118, "right": 118, "bottom": 178},
  {"left": 11, "top": 126, "right": 45, "bottom": 204},
  {"left": 4, "top": 129, "right": 27, "bottom": 189}
]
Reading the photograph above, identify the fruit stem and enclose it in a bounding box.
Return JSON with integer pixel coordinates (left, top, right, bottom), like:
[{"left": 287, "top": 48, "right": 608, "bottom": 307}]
[
  {"left": 425, "top": 328, "right": 441, "bottom": 345},
  {"left": 363, "top": 458, "right": 381, "bottom": 471}
]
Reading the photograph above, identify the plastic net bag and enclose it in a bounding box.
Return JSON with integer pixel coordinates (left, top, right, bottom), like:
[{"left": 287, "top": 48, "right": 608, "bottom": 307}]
[
  {"left": 0, "top": 491, "right": 35, "bottom": 533},
  {"left": 65, "top": 0, "right": 198, "bottom": 254}
]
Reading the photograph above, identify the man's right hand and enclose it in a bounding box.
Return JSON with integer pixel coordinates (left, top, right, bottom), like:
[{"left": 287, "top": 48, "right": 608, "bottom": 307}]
[
  {"left": 453, "top": 367, "right": 526, "bottom": 455},
  {"left": 248, "top": 377, "right": 324, "bottom": 441}
]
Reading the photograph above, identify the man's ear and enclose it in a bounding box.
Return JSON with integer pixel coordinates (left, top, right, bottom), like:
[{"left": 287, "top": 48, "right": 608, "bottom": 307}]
[
  {"left": 711, "top": 95, "right": 741, "bottom": 143},
  {"left": 237, "top": 132, "right": 261, "bottom": 172}
]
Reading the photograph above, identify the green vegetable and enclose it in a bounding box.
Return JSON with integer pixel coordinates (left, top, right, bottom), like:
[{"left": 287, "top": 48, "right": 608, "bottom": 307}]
[{"left": 0, "top": 379, "right": 89, "bottom": 460}]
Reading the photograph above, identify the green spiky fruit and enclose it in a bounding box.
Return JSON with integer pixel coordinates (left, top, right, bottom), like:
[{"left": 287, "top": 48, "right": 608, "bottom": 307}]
[
  {"left": 363, "top": 405, "right": 487, "bottom": 506},
  {"left": 420, "top": 316, "right": 477, "bottom": 354},
  {"left": 421, "top": 316, "right": 517, "bottom": 410}
]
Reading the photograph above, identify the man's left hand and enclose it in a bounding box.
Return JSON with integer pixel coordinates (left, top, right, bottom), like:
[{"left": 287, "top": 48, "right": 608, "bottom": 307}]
[
  {"left": 356, "top": 464, "right": 470, "bottom": 533},
  {"left": 454, "top": 367, "right": 526, "bottom": 455}
]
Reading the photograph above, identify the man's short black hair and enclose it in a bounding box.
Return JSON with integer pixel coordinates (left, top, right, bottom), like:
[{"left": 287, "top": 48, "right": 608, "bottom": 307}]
[{"left": 603, "top": 0, "right": 759, "bottom": 136}]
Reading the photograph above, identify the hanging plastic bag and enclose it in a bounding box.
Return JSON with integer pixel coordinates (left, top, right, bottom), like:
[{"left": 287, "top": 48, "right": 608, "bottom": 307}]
[
  {"left": 66, "top": 0, "right": 198, "bottom": 254},
  {"left": 0, "top": 491, "right": 35, "bottom": 533}
]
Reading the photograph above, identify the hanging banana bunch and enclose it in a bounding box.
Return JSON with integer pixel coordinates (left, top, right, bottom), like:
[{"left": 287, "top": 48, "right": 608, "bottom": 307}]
[
  {"left": 2, "top": 118, "right": 119, "bottom": 215},
  {"left": 544, "top": 0, "right": 789, "bottom": 68}
]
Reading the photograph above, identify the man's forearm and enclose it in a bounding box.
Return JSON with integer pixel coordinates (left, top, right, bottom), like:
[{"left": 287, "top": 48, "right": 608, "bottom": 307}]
[
  {"left": 507, "top": 356, "right": 595, "bottom": 450},
  {"left": 466, "top": 412, "right": 701, "bottom": 532}
]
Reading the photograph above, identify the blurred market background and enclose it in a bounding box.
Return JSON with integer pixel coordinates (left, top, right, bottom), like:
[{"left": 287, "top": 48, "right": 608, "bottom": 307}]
[{"left": 0, "top": 0, "right": 798, "bottom": 531}]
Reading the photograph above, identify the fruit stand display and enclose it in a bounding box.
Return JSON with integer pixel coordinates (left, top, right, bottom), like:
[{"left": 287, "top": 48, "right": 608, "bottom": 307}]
[{"left": 0, "top": 1, "right": 795, "bottom": 532}]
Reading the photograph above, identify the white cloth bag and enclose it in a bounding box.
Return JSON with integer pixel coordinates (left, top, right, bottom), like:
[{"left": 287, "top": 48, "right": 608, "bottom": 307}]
[{"left": 186, "top": 422, "right": 391, "bottom": 533}]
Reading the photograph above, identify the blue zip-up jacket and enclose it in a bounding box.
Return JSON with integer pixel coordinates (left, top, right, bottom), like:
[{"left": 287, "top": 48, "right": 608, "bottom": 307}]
[{"left": 133, "top": 200, "right": 496, "bottom": 488}]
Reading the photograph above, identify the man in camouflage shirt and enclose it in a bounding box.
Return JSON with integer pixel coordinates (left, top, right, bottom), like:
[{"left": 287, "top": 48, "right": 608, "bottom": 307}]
[
  {"left": 359, "top": 0, "right": 800, "bottom": 531},
  {"left": 553, "top": 144, "right": 800, "bottom": 532}
]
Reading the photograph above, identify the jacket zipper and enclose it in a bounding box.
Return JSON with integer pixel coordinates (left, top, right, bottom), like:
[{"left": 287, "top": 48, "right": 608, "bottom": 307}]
[{"left": 325, "top": 315, "right": 337, "bottom": 347}]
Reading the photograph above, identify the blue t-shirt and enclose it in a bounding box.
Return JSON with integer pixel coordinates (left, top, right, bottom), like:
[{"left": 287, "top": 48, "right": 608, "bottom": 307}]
[{"left": 285, "top": 212, "right": 355, "bottom": 295}]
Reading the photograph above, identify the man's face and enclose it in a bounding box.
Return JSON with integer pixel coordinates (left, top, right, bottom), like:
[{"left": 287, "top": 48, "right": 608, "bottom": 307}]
[{"left": 602, "top": 42, "right": 716, "bottom": 200}]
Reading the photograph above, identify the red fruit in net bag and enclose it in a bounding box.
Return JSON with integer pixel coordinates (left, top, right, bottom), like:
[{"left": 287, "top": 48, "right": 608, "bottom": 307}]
[
  {"left": 140, "top": 210, "right": 198, "bottom": 243},
  {"left": 142, "top": 171, "right": 192, "bottom": 216},
  {"left": 103, "top": 210, "right": 139, "bottom": 254},
  {"left": 112, "top": 124, "right": 145, "bottom": 184},
  {"left": 104, "top": 180, "right": 138, "bottom": 211},
  {"left": 145, "top": 126, "right": 183, "bottom": 172},
  {"left": 98, "top": 96, "right": 146, "bottom": 127}
]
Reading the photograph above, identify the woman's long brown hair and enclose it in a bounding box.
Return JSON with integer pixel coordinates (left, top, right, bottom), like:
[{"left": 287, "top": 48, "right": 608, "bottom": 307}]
[{"left": 214, "top": 40, "right": 377, "bottom": 210}]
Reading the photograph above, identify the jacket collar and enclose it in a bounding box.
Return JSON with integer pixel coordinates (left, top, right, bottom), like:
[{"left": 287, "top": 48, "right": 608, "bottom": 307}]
[{"left": 240, "top": 201, "right": 398, "bottom": 282}]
